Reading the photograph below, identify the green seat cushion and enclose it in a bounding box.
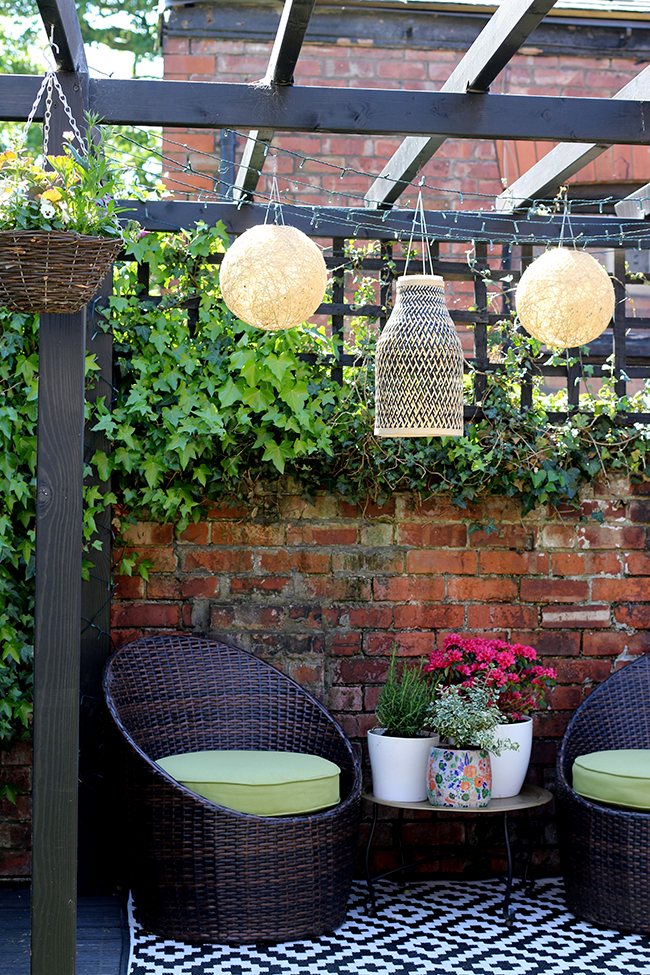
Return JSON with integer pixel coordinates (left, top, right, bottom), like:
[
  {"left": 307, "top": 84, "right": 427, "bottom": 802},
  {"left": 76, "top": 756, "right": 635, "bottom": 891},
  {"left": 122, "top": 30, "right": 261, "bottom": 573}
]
[
  {"left": 573, "top": 749, "right": 650, "bottom": 811},
  {"left": 156, "top": 750, "right": 340, "bottom": 816}
]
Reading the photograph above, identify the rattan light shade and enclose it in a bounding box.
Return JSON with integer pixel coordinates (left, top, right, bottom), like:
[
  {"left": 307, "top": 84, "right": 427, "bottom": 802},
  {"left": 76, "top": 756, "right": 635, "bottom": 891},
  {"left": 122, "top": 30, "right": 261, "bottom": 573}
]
[
  {"left": 374, "top": 274, "right": 464, "bottom": 438},
  {"left": 219, "top": 224, "right": 328, "bottom": 331},
  {"left": 516, "top": 247, "right": 615, "bottom": 349}
]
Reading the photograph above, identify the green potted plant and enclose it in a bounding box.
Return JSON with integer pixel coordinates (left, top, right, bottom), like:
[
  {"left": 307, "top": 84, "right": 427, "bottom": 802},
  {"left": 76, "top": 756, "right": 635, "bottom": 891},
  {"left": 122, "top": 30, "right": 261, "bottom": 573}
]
[
  {"left": 0, "top": 116, "right": 139, "bottom": 314},
  {"left": 426, "top": 679, "right": 518, "bottom": 808},
  {"left": 368, "top": 652, "right": 439, "bottom": 803}
]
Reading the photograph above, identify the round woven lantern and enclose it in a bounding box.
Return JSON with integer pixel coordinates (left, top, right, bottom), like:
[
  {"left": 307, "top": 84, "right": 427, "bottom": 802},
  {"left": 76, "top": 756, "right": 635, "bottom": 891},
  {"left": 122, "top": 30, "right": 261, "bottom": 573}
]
[
  {"left": 374, "top": 274, "right": 464, "bottom": 438},
  {"left": 219, "top": 224, "right": 328, "bottom": 331},
  {"left": 516, "top": 247, "right": 615, "bottom": 349}
]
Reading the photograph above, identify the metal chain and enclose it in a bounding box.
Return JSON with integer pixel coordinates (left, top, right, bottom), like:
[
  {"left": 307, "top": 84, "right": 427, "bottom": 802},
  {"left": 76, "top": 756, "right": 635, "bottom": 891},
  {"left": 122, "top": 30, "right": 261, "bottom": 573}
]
[
  {"left": 47, "top": 71, "right": 87, "bottom": 154},
  {"left": 21, "top": 72, "right": 51, "bottom": 146},
  {"left": 21, "top": 22, "right": 88, "bottom": 157},
  {"left": 42, "top": 73, "right": 53, "bottom": 156}
]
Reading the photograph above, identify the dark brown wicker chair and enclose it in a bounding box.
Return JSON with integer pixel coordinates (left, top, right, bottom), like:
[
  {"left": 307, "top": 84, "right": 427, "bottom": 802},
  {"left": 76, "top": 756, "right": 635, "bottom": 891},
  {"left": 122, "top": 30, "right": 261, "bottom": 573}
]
[
  {"left": 103, "top": 634, "right": 362, "bottom": 944},
  {"left": 556, "top": 652, "right": 650, "bottom": 933}
]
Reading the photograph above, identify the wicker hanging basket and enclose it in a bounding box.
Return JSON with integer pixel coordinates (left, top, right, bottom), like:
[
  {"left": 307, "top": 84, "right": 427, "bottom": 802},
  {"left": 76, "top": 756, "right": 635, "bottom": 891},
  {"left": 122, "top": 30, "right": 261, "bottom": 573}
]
[
  {"left": 374, "top": 274, "right": 465, "bottom": 438},
  {"left": 0, "top": 229, "right": 123, "bottom": 314}
]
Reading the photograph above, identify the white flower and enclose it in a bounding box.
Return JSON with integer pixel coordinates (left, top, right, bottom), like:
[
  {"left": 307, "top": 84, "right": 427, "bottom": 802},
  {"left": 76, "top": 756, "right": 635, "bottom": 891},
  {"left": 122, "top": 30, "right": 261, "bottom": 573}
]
[
  {"left": 59, "top": 202, "right": 70, "bottom": 224},
  {"left": 40, "top": 199, "right": 55, "bottom": 218}
]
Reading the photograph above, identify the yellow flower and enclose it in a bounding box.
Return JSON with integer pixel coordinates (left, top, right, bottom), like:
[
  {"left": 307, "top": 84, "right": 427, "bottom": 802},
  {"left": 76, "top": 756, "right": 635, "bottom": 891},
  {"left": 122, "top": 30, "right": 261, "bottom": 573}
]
[
  {"left": 41, "top": 188, "right": 63, "bottom": 203},
  {"left": 0, "top": 150, "right": 17, "bottom": 167}
]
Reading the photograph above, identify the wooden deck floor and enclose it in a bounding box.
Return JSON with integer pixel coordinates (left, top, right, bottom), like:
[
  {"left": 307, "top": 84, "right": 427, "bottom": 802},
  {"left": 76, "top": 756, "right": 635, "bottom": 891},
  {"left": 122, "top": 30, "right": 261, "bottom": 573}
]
[{"left": 0, "top": 888, "right": 129, "bottom": 975}]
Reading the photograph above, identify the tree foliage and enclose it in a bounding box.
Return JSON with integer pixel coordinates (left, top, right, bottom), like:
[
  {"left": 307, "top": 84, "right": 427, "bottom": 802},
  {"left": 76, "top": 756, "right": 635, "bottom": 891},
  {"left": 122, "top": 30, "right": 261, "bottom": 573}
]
[{"left": 0, "top": 1, "right": 159, "bottom": 70}]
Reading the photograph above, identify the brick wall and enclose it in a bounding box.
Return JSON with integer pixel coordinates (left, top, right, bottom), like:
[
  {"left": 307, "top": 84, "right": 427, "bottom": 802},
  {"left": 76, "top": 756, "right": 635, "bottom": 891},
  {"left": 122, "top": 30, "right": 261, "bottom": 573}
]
[
  {"left": 0, "top": 743, "right": 32, "bottom": 880},
  {"left": 162, "top": 37, "right": 650, "bottom": 207},
  {"left": 3, "top": 479, "right": 650, "bottom": 879},
  {"left": 106, "top": 477, "right": 649, "bottom": 878}
]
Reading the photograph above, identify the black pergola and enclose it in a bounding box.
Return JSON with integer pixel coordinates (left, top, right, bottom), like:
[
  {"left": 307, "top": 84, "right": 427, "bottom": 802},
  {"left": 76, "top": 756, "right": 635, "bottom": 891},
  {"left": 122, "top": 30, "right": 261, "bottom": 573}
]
[{"left": 3, "top": 1, "right": 650, "bottom": 973}]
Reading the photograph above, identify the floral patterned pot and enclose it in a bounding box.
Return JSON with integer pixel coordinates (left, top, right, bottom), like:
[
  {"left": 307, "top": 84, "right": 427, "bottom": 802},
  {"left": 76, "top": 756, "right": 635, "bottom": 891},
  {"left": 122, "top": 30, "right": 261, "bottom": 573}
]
[{"left": 427, "top": 746, "right": 492, "bottom": 808}]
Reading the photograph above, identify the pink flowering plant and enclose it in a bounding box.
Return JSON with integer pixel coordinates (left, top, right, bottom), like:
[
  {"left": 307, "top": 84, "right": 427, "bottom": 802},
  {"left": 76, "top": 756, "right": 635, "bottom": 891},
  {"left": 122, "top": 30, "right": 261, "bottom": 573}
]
[{"left": 425, "top": 634, "right": 557, "bottom": 723}]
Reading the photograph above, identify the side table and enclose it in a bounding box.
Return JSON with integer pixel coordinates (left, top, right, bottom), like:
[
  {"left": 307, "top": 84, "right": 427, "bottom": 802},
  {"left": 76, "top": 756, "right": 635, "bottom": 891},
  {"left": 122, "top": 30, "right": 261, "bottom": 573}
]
[{"left": 363, "top": 785, "right": 553, "bottom": 922}]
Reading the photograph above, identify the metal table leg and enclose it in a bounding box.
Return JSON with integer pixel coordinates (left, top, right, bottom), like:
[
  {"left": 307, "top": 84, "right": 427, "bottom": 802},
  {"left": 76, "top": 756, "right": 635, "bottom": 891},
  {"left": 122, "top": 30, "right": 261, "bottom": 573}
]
[
  {"left": 365, "top": 801, "right": 379, "bottom": 912},
  {"left": 502, "top": 811, "right": 515, "bottom": 923}
]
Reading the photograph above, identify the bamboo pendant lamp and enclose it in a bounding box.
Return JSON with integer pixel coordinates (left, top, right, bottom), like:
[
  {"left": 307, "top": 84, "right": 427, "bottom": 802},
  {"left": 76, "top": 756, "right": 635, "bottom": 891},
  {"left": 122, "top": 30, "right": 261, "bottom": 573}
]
[
  {"left": 516, "top": 247, "right": 615, "bottom": 349},
  {"left": 374, "top": 274, "right": 465, "bottom": 437}
]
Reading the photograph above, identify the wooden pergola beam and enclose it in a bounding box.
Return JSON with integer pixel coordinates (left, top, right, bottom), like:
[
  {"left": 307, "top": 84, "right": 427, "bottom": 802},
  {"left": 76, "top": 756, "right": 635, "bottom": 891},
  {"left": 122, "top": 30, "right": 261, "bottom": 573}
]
[
  {"left": 233, "top": 0, "right": 317, "bottom": 202},
  {"left": 615, "top": 183, "right": 650, "bottom": 220},
  {"left": 31, "top": 4, "right": 88, "bottom": 975},
  {"left": 119, "top": 198, "right": 650, "bottom": 248},
  {"left": 496, "top": 62, "right": 650, "bottom": 210},
  {"left": 3, "top": 75, "right": 650, "bottom": 146},
  {"left": 364, "top": 0, "right": 559, "bottom": 209},
  {"left": 87, "top": 80, "right": 650, "bottom": 144},
  {"left": 35, "top": 0, "right": 88, "bottom": 73}
]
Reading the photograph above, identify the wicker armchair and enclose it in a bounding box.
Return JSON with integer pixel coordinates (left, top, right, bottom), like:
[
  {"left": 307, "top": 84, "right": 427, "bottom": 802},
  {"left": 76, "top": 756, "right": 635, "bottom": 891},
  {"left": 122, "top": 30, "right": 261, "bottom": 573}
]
[
  {"left": 556, "top": 652, "right": 650, "bottom": 933},
  {"left": 103, "top": 634, "right": 362, "bottom": 944}
]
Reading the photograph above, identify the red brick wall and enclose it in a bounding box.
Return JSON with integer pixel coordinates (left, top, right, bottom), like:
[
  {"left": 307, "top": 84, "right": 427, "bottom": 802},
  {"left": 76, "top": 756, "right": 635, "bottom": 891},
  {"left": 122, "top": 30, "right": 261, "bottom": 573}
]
[
  {"left": 3, "top": 479, "right": 650, "bottom": 879},
  {"left": 162, "top": 37, "right": 650, "bottom": 207},
  {"left": 103, "top": 478, "right": 648, "bottom": 877},
  {"left": 0, "top": 743, "right": 32, "bottom": 880}
]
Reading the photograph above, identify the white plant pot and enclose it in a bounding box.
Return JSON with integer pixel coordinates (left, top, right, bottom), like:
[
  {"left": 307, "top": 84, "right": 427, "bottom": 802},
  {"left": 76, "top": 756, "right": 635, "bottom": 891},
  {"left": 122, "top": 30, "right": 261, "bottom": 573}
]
[
  {"left": 368, "top": 728, "right": 440, "bottom": 803},
  {"left": 488, "top": 717, "right": 534, "bottom": 799}
]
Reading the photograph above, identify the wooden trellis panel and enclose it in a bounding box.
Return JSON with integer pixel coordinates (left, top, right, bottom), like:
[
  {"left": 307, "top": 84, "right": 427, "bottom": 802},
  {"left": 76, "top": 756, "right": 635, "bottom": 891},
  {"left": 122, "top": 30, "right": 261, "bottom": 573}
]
[{"left": 130, "top": 238, "right": 650, "bottom": 424}]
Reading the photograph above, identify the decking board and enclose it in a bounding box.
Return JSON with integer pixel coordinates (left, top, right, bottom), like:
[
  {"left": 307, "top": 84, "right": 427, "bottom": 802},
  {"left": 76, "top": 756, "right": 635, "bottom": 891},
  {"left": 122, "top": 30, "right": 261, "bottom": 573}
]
[{"left": 0, "top": 890, "right": 128, "bottom": 975}]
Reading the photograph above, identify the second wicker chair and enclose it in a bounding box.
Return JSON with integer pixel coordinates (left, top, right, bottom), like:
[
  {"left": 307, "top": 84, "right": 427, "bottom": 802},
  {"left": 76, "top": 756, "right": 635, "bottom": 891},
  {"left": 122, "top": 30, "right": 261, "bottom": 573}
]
[
  {"left": 556, "top": 652, "right": 650, "bottom": 933},
  {"left": 104, "top": 634, "right": 362, "bottom": 944}
]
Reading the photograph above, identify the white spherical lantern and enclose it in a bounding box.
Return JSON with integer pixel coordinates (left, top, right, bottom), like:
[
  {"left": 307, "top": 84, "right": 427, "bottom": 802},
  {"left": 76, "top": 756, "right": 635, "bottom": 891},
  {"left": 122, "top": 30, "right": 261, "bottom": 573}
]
[
  {"left": 516, "top": 247, "right": 615, "bottom": 349},
  {"left": 219, "top": 224, "right": 328, "bottom": 332}
]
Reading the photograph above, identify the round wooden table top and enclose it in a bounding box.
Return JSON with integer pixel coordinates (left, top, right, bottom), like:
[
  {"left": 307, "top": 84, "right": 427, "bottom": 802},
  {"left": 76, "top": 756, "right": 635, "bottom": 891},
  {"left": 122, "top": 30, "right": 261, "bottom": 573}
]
[{"left": 362, "top": 784, "right": 553, "bottom": 813}]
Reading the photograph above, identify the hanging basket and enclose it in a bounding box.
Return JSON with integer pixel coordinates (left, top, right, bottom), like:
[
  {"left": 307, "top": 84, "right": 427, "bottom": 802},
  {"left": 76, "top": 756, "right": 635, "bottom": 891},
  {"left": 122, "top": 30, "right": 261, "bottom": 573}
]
[
  {"left": 0, "top": 230, "right": 124, "bottom": 314},
  {"left": 374, "top": 274, "right": 465, "bottom": 437}
]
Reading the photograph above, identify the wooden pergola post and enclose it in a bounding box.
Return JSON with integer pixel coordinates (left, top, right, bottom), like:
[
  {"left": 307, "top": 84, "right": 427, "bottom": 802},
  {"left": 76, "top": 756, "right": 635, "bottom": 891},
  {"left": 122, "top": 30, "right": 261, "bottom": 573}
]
[{"left": 31, "top": 5, "right": 89, "bottom": 974}]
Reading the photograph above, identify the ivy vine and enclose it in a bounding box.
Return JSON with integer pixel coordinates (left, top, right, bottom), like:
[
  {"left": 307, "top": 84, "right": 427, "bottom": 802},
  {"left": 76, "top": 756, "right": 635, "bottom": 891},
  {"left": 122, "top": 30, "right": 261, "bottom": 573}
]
[{"left": 1, "top": 224, "right": 649, "bottom": 774}]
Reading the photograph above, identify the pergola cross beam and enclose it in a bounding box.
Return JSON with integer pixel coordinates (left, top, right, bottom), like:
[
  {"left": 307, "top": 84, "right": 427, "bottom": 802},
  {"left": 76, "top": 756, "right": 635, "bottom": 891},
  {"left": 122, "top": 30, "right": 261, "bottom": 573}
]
[
  {"left": 232, "top": 0, "right": 317, "bottom": 203},
  {"left": 615, "top": 183, "right": 650, "bottom": 220},
  {"left": 495, "top": 62, "right": 650, "bottom": 211},
  {"left": 1, "top": 76, "right": 648, "bottom": 144},
  {"left": 364, "top": 0, "right": 559, "bottom": 209}
]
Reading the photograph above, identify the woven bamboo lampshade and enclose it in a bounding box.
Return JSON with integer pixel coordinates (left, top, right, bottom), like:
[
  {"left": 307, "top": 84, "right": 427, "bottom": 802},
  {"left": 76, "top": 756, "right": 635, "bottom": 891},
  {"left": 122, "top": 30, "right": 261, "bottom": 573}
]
[
  {"left": 219, "top": 224, "right": 328, "bottom": 331},
  {"left": 374, "top": 275, "right": 465, "bottom": 437},
  {"left": 516, "top": 247, "right": 615, "bottom": 349}
]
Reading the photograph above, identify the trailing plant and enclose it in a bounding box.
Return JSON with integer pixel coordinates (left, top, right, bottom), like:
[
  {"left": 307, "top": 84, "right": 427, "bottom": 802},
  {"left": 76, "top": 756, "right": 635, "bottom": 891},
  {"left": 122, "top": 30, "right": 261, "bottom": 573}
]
[
  {"left": 427, "top": 681, "right": 517, "bottom": 754},
  {"left": 0, "top": 306, "right": 36, "bottom": 762},
  {"left": 374, "top": 652, "right": 432, "bottom": 738}
]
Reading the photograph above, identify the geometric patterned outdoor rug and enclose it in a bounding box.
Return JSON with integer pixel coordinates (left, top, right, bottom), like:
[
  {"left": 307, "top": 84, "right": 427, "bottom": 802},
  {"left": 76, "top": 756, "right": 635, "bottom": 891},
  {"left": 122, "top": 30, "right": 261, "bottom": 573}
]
[{"left": 128, "top": 878, "right": 650, "bottom": 975}]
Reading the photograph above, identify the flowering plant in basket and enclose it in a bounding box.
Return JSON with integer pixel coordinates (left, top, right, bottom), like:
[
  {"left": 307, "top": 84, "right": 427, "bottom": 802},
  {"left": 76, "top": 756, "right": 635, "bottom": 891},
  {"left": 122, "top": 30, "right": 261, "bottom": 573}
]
[
  {"left": 0, "top": 114, "right": 140, "bottom": 315},
  {"left": 0, "top": 123, "right": 135, "bottom": 240},
  {"left": 425, "top": 634, "right": 556, "bottom": 722}
]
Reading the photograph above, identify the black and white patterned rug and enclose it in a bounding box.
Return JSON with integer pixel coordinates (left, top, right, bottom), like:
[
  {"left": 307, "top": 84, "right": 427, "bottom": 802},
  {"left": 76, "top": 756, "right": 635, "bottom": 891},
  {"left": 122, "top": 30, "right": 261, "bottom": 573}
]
[{"left": 128, "top": 878, "right": 650, "bottom": 975}]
